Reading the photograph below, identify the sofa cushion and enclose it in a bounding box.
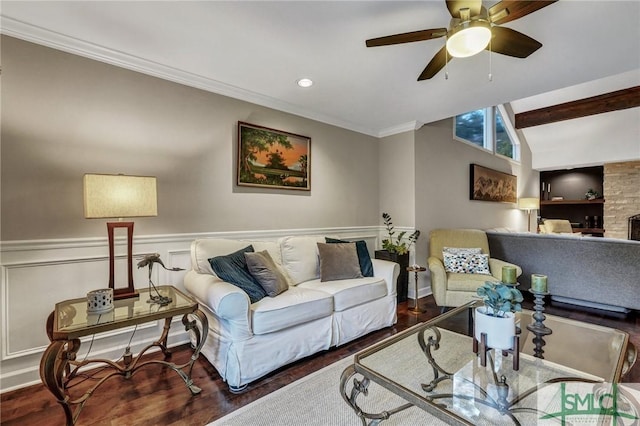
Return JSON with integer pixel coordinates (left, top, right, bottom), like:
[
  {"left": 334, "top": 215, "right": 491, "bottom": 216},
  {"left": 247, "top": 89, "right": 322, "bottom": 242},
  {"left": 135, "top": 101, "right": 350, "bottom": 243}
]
[
  {"left": 278, "top": 236, "right": 326, "bottom": 285},
  {"left": 298, "top": 276, "right": 387, "bottom": 311},
  {"left": 325, "top": 237, "right": 374, "bottom": 277},
  {"left": 208, "top": 246, "right": 267, "bottom": 303},
  {"left": 192, "top": 238, "right": 282, "bottom": 275},
  {"left": 443, "top": 252, "right": 491, "bottom": 274},
  {"left": 245, "top": 250, "right": 289, "bottom": 297},
  {"left": 317, "top": 242, "right": 363, "bottom": 282},
  {"left": 251, "top": 286, "right": 333, "bottom": 335},
  {"left": 447, "top": 273, "right": 499, "bottom": 291}
]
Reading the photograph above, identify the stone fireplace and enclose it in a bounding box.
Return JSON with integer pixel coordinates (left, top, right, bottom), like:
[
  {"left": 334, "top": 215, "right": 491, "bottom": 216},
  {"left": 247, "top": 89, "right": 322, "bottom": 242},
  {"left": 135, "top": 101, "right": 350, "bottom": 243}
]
[{"left": 603, "top": 161, "right": 640, "bottom": 239}]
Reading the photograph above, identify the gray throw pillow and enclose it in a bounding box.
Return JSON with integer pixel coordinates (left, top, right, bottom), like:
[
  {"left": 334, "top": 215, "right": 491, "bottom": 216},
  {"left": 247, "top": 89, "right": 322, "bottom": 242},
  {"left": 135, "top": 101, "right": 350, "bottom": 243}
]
[
  {"left": 325, "top": 237, "right": 374, "bottom": 277},
  {"left": 317, "top": 242, "right": 363, "bottom": 282},
  {"left": 244, "top": 250, "right": 289, "bottom": 297}
]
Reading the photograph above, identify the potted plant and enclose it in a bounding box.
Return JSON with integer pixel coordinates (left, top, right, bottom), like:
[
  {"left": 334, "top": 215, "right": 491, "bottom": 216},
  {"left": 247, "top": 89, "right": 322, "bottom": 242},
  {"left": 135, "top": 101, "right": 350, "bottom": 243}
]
[
  {"left": 375, "top": 212, "right": 421, "bottom": 302},
  {"left": 585, "top": 188, "right": 600, "bottom": 200},
  {"left": 380, "top": 212, "right": 420, "bottom": 255},
  {"left": 474, "top": 281, "right": 523, "bottom": 350}
]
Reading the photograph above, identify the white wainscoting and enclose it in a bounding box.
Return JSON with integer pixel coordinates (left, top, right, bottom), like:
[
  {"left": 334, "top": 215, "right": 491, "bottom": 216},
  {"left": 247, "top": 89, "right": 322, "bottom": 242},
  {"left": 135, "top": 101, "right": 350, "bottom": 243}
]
[{"left": 1, "top": 226, "right": 415, "bottom": 392}]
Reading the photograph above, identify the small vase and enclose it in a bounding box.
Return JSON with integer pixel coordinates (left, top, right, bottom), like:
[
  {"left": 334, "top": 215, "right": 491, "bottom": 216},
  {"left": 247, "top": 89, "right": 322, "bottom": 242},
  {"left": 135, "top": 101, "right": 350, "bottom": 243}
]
[{"left": 474, "top": 306, "right": 516, "bottom": 350}]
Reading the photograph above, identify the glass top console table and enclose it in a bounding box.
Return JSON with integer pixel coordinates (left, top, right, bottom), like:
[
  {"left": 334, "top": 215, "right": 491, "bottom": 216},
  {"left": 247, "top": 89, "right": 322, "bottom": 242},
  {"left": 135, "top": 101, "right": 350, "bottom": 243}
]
[
  {"left": 40, "top": 285, "right": 208, "bottom": 425},
  {"left": 340, "top": 301, "right": 636, "bottom": 425}
]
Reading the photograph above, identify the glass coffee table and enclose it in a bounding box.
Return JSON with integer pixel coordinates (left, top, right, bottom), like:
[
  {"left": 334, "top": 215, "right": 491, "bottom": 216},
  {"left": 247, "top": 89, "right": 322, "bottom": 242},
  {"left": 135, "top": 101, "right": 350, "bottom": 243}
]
[{"left": 340, "top": 301, "right": 637, "bottom": 425}]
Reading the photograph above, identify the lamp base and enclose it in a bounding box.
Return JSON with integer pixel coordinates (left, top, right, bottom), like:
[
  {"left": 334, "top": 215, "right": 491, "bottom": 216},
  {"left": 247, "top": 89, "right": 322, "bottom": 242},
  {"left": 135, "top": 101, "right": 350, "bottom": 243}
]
[
  {"left": 114, "top": 289, "right": 139, "bottom": 300},
  {"left": 107, "top": 221, "right": 138, "bottom": 300}
]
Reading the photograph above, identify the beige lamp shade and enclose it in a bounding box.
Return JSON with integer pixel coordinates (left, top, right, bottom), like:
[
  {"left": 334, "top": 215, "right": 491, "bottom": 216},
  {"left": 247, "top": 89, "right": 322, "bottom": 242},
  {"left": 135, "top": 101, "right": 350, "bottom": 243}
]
[
  {"left": 518, "top": 197, "right": 540, "bottom": 211},
  {"left": 83, "top": 174, "right": 158, "bottom": 219}
]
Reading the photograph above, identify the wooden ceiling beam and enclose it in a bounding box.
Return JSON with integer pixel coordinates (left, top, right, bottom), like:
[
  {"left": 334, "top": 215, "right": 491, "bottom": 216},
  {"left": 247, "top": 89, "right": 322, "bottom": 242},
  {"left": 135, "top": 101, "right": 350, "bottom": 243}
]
[{"left": 515, "top": 85, "right": 640, "bottom": 129}]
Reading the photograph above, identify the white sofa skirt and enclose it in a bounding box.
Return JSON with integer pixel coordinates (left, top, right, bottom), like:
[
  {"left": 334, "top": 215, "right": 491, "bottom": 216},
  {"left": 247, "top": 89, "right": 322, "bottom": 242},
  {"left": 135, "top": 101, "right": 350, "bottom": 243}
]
[{"left": 197, "top": 303, "right": 333, "bottom": 388}]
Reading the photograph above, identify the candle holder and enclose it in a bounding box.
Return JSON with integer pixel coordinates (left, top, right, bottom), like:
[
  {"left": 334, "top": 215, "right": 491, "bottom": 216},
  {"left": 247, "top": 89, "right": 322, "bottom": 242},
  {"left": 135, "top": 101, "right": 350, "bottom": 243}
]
[{"left": 526, "top": 289, "right": 552, "bottom": 358}]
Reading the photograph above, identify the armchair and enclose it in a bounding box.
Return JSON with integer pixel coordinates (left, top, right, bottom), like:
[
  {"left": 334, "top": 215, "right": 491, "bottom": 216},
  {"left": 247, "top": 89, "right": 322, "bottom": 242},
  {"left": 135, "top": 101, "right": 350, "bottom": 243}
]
[
  {"left": 539, "top": 219, "right": 573, "bottom": 234},
  {"left": 427, "top": 229, "right": 521, "bottom": 308}
]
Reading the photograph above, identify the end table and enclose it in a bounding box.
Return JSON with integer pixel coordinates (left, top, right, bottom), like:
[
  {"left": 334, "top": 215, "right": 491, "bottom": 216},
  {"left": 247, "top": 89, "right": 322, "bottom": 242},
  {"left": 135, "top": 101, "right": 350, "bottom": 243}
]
[
  {"left": 406, "top": 266, "right": 426, "bottom": 313},
  {"left": 40, "top": 285, "right": 208, "bottom": 425}
]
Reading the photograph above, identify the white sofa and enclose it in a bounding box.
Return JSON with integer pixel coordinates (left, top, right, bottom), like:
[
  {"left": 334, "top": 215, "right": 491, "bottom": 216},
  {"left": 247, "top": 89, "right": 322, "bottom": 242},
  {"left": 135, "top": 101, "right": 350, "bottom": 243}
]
[{"left": 183, "top": 235, "right": 399, "bottom": 391}]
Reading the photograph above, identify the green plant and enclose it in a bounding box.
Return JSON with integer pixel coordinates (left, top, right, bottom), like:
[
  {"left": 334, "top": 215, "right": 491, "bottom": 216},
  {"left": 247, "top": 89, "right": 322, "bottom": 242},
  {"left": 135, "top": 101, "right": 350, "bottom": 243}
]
[
  {"left": 381, "top": 212, "right": 420, "bottom": 255},
  {"left": 476, "top": 281, "right": 523, "bottom": 317},
  {"left": 585, "top": 188, "right": 600, "bottom": 200}
]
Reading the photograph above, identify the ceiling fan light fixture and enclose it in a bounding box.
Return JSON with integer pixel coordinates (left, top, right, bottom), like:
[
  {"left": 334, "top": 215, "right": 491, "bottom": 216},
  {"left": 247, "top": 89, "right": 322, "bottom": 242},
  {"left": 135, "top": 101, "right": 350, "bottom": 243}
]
[{"left": 446, "top": 20, "right": 492, "bottom": 58}]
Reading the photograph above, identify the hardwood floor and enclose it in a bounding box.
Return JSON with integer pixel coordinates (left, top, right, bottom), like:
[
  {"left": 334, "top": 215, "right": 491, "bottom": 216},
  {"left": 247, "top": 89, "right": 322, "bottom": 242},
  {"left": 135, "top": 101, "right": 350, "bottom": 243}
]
[{"left": 2, "top": 295, "right": 638, "bottom": 425}]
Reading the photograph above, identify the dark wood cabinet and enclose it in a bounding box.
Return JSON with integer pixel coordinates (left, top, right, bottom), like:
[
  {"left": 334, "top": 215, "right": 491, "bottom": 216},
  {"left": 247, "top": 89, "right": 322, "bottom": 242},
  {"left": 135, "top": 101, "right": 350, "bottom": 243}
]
[{"left": 374, "top": 250, "right": 409, "bottom": 302}]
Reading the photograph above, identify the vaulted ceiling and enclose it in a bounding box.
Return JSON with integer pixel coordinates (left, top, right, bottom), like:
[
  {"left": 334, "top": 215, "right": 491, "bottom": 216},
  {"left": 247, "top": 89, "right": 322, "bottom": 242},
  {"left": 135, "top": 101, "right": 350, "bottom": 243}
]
[{"left": 2, "top": 1, "right": 639, "bottom": 170}]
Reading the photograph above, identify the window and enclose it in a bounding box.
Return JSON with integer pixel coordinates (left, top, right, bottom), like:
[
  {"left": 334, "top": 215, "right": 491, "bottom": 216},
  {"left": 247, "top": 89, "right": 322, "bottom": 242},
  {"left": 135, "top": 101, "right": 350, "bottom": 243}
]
[
  {"left": 495, "top": 108, "right": 513, "bottom": 158},
  {"left": 454, "top": 105, "right": 520, "bottom": 161},
  {"left": 454, "top": 109, "right": 486, "bottom": 149}
]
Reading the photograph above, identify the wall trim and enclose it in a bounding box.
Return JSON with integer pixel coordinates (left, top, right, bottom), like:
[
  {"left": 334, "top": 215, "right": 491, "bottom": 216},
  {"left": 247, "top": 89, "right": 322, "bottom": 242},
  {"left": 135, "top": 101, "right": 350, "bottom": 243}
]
[
  {"left": 0, "top": 333, "right": 190, "bottom": 394},
  {"left": 0, "top": 225, "right": 385, "bottom": 253}
]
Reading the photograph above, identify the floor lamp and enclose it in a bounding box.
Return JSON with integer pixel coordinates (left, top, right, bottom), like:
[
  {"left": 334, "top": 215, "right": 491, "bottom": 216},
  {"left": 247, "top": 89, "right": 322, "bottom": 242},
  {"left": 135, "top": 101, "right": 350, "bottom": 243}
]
[
  {"left": 83, "top": 174, "right": 158, "bottom": 299},
  {"left": 518, "top": 197, "right": 540, "bottom": 233}
]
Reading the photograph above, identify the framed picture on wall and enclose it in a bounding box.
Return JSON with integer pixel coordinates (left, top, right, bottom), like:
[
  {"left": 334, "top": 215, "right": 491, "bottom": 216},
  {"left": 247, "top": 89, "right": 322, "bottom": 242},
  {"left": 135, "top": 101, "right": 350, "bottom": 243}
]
[
  {"left": 470, "top": 163, "right": 517, "bottom": 203},
  {"left": 237, "top": 122, "right": 311, "bottom": 191}
]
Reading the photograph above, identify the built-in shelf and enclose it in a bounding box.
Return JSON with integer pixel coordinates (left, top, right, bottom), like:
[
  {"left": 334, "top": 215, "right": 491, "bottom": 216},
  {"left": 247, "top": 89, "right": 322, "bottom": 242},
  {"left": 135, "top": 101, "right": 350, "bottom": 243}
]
[
  {"left": 540, "top": 167, "right": 605, "bottom": 236},
  {"left": 541, "top": 199, "right": 605, "bottom": 205}
]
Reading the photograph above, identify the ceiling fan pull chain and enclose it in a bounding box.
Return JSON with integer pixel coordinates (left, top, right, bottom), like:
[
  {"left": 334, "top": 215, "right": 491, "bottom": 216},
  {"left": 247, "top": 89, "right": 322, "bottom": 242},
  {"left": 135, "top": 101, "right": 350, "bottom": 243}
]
[
  {"left": 445, "top": 45, "right": 449, "bottom": 80},
  {"left": 488, "top": 36, "right": 493, "bottom": 82}
]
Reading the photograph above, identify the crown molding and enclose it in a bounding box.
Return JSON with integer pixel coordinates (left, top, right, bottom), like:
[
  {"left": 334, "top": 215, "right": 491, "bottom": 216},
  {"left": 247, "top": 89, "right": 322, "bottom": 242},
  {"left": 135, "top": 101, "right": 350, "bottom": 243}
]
[
  {"left": 0, "top": 17, "right": 379, "bottom": 137},
  {"left": 377, "top": 121, "right": 425, "bottom": 138}
]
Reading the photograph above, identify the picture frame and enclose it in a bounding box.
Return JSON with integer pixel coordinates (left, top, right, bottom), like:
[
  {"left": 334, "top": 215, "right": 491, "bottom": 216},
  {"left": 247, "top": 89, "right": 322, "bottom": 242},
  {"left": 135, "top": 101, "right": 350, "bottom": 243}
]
[
  {"left": 470, "top": 164, "right": 517, "bottom": 203},
  {"left": 237, "top": 122, "right": 311, "bottom": 191}
]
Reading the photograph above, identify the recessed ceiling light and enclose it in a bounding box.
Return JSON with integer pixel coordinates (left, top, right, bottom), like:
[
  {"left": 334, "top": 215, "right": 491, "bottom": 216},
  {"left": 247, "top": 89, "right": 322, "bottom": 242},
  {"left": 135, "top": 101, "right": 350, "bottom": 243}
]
[{"left": 296, "top": 78, "right": 313, "bottom": 88}]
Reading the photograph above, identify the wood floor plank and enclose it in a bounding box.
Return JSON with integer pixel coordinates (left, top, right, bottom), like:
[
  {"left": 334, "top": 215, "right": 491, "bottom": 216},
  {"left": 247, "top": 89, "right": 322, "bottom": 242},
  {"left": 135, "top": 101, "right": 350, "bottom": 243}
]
[{"left": 1, "top": 295, "right": 638, "bottom": 425}]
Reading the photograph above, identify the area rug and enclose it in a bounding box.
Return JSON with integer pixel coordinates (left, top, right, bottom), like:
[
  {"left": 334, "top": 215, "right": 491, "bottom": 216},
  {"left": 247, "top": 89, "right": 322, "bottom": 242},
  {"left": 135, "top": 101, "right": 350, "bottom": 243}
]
[{"left": 208, "top": 355, "right": 447, "bottom": 426}]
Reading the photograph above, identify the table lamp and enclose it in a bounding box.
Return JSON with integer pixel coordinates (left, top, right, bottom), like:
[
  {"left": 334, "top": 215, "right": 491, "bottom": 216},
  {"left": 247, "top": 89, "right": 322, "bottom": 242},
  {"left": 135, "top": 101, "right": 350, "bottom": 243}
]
[
  {"left": 83, "top": 174, "right": 157, "bottom": 299},
  {"left": 518, "top": 197, "right": 540, "bottom": 232}
]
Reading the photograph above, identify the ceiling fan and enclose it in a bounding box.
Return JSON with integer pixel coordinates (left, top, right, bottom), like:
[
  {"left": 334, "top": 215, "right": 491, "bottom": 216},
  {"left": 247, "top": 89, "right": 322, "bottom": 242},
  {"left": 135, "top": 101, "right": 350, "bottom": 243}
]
[{"left": 366, "top": 0, "right": 557, "bottom": 80}]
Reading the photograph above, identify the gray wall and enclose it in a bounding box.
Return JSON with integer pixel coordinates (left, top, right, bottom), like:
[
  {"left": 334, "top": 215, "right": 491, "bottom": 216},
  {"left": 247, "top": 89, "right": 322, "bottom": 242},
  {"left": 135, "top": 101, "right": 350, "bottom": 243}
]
[
  {"left": 1, "top": 36, "right": 536, "bottom": 256},
  {"left": 379, "top": 131, "right": 415, "bottom": 227},
  {"left": 414, "top": 119, "right": 537, "bottom": 266},
  {"left": 1, "top": 36, "right": 380, "bottom": 241}
]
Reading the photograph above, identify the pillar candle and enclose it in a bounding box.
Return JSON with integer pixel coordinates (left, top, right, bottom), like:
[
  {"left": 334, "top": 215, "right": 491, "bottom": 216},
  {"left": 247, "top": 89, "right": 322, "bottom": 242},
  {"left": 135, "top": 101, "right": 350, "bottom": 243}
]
[
  {"left": 531, "top": 274, "right": 548, "bottom": 293},
  {"left": 502, "top": 266, "right": 517, "bottom": 284}
]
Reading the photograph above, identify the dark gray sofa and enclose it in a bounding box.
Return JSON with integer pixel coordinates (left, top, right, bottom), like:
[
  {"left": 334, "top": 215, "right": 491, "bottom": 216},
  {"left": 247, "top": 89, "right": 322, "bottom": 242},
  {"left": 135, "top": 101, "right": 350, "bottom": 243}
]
[{"left": 487, "top": 231, "right": 640, "bottom": 312}]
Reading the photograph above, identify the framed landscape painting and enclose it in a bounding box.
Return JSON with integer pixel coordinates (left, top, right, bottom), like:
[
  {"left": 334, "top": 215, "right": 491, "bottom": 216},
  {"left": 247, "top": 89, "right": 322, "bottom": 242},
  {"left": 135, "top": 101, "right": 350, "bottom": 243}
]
[
  {"left": 237, "top": 122, "right": 311, "bottom": 191},
  {"left": 470, "top": 164, "right": 517, "bottom": 203}
]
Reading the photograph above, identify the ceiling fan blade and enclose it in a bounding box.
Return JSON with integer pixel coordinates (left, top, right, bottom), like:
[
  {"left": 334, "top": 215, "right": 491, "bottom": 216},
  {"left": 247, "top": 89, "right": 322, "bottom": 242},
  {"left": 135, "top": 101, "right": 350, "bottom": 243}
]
[
  {"left": 488, "top": 0, "right": 557, "bottom": 25},
  {"left": 366, "top": 28, "right": 447, "bottom": 47},
  {"left": 488, "top": 26, "right": 542, "bottom": 58},
  {"left": 418, "top": 46, "right": 452, "bottom": 81},
  {"left": 446, "top": 0, "right": 482, "bottom": 18}
]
